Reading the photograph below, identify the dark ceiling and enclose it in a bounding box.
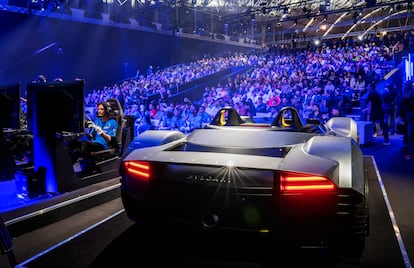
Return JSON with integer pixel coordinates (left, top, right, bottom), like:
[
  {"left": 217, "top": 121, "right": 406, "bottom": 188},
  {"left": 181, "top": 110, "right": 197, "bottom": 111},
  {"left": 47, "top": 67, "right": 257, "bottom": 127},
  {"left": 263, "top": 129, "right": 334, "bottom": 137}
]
[{"left": 6, "top": 0, "right": 414, "bottom": 48}]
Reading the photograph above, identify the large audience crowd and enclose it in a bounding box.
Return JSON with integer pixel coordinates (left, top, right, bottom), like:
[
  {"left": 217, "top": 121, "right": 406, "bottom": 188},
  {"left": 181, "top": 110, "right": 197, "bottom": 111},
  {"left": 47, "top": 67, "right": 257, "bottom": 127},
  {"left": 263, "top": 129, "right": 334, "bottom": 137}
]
[
  {"left": 85, "top": 32, "right": 409, "bottom": 127},
  {"left": 53, "top": 31, "right": 414, "bottom": 158}
]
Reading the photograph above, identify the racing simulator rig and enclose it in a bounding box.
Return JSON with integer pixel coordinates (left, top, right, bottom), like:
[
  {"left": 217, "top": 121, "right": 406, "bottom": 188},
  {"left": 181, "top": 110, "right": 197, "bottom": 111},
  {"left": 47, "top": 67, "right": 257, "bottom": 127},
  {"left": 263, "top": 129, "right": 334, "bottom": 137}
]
[{"left": 26, "top": 80, "right": 132, "bottom": 195}]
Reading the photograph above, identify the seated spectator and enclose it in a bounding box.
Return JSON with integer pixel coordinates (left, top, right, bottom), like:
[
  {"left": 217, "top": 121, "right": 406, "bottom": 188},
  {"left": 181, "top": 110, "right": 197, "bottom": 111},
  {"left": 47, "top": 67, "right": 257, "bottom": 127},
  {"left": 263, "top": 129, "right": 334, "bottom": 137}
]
[
  {"left": 307, "top": 103, "right": 324, "bottom": 122},
  {"left": 186, "top": 104, "right": 201, "bottom": 132},
  {"left": 331, "top": 106, "right": 343, "bottom": 117},
  {"left": 158, "top": 107, "right": 175, "bottom": 130},
  {"left": 255, "top": 96, "right": 267, "bottom": 113},
  {"left": 171, "top": 107, "right": 187, "bottom": 132},
  {"left": 197, "top": 105, "right": 212, "bottom": 127},
  {"left": 319, "top": 106, "right": 341, "bottom": 124},
  {"left": 268, "top": 106, "right": 278, "bottom": 119}
]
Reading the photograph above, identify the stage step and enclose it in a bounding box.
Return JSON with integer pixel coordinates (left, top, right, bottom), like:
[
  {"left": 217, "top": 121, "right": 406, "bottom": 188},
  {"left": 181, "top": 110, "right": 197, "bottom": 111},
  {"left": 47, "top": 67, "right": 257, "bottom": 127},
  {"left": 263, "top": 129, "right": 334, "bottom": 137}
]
[{"left": 2, "top": 177, "right": 121, "bottom": 237}]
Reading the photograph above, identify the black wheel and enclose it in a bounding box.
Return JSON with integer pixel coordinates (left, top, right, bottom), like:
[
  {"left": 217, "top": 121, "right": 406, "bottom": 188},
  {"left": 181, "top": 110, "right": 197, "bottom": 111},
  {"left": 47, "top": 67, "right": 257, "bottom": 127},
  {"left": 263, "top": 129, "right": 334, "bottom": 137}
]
[
  {"left": 335, "top": 177, "right": 369, "bottom": 263},
  {"left": 120, "top": 189, "right": 142, "bottom": 222}
]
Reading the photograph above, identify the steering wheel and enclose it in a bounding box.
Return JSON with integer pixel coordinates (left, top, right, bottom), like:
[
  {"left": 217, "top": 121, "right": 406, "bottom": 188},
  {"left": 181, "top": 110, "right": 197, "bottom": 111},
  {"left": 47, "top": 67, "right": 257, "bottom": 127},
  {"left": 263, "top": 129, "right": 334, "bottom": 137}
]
[{"left": 271, "top": 106, "right": 303, "bottom": 129}]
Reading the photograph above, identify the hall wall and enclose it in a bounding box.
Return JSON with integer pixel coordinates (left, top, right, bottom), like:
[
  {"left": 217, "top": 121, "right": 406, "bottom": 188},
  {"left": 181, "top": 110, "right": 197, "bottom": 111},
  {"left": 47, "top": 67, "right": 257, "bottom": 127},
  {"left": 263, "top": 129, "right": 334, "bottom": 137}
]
[{"left": 0, "top": 10, "right": 250, "bottom": 93}]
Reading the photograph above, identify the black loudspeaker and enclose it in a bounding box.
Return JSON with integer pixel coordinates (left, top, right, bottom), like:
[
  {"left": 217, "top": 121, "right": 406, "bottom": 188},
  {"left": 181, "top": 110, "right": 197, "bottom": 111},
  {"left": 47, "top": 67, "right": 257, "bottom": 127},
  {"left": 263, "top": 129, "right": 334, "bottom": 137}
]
[
  {"left": 366, "top": 0, "right": 376, "bottom": 8},
  {"left": 15, "top": 166, "right": 46, "bottom": 200}
]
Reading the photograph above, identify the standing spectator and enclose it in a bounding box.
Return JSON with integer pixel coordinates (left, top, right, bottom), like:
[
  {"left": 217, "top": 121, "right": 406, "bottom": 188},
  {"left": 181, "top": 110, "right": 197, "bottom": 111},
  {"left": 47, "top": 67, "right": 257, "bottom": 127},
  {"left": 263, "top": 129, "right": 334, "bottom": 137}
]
[
  {"left": 399, "top": 84, "right": 414, "bottom": 159},
  {"left": 365, "top": 83, "right": 389, "bottom": 145},
  {"left": 382, "top": 84, "right": 398, "bottom": 135},
  {"left": 360, "top": 83, "right": 372, "bottom": 121}
]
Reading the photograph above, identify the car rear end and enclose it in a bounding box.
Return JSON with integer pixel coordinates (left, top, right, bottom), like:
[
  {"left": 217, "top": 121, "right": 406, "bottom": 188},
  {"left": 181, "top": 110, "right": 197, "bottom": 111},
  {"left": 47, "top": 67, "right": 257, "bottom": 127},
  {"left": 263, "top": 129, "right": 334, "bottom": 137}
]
[
  {"left": 120, "top": 129, "right": 368, "bottom": 257},
  {"left": 120, "top": 158, "right": 341, "bottom": 248}
]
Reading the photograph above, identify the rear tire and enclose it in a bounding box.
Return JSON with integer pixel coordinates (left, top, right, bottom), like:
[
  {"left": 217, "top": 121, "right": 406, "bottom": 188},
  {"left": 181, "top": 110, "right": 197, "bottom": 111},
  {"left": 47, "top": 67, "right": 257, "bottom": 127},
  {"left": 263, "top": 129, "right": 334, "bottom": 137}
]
[
  {"left": 337, "top": 169, "right": 370, "bottom": 263},
  {"left": 121, "top": 189, "right": 142, "bottom": 222}
]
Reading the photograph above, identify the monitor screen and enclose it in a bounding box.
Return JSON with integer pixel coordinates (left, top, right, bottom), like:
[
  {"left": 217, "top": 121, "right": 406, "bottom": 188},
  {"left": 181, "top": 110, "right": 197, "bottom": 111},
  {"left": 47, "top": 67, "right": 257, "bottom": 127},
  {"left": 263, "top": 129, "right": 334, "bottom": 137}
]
[
  {"left": 0, "top": 83, "right": 21, "bottom": 130},
  {"left": 27, "top": 80, "right": 85, "bottom": 135}
]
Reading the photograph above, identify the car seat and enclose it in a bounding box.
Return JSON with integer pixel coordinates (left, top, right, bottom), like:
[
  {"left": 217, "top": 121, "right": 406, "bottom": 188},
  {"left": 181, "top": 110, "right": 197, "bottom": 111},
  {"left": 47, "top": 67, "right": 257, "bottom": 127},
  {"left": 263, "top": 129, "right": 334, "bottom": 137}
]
[
  {"left": 271, "top": 106, "right": 304, "bottom": 129},
  {"left": 209, "top": 106, "right": 244, "bottom": 126}
]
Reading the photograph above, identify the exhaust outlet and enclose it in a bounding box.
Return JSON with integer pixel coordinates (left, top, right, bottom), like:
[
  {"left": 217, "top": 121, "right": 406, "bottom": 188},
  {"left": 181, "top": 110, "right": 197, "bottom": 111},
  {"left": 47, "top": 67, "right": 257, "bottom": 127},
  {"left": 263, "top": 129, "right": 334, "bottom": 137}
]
[{"left": 200, "top": 214, "right": 219, "bottom": 228}]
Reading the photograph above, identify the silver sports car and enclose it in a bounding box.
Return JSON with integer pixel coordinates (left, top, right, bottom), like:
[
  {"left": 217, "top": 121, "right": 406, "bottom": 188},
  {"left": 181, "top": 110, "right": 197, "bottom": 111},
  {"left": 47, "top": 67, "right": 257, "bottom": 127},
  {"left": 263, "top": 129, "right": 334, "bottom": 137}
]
[{"left": 120, "top": 106, "right": 369, "bottom": 259}]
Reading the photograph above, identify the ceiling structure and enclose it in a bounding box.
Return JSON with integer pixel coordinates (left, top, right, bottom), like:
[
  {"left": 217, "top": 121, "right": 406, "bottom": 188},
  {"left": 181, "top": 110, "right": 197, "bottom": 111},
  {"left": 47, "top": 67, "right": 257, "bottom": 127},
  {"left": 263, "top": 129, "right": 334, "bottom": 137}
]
[
  {"left": 178, "top": 0, "right": 414, "bottom": 46},
  {"left": 8, "top": 0, "right": 414, "bottom": 48}
]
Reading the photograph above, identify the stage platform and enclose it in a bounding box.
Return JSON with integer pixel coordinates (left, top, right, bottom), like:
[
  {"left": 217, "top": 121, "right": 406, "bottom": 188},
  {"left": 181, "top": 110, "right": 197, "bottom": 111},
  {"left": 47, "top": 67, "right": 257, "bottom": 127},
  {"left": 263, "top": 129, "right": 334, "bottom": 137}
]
[{"left": 0, "top": 176, "right": 121, "bottom": 237}]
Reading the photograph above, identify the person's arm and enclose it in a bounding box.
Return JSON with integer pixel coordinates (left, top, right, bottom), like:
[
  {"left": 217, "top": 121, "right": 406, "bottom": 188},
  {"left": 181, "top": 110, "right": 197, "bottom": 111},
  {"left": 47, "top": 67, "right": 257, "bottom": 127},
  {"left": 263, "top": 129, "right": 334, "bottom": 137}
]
[
  {"left": 102, "top": 119, "right": 118, "bottom": 142},
  {"left": 90, "top": 119, "right": 115, "bottom": 142},
  {"left": 85, "top": 121, "right": 95, "bottom": 140},
  {"left": 98, "top": 130, "right": 112, "bottom": 142}
]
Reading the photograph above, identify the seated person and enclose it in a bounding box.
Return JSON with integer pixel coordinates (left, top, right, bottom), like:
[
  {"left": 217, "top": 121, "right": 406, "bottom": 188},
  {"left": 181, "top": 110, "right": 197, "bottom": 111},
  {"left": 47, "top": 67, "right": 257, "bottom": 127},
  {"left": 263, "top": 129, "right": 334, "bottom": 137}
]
[{"left": 68, "top": 102, "right": 118, "bottom": 164}]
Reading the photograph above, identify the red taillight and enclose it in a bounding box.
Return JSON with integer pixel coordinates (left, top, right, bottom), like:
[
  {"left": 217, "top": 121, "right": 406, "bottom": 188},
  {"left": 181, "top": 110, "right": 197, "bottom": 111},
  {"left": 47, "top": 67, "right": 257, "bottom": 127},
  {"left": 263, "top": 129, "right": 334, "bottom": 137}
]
[
  {"left": 280, "top": 171, "right": 336, "bottom": 192},
  {"left": 124, "top": 161, "right": 151, "bottom": 182}
]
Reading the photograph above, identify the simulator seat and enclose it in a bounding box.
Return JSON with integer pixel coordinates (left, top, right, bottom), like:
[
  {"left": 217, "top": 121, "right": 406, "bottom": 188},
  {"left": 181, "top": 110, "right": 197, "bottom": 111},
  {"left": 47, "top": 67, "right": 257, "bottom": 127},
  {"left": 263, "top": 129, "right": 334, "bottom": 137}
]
[
  {"left": 79, "top": 98, "right": 125, "bottom": 172},
  {"left": 88, "top": 136, "right": 119, "bottom": 161}
]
